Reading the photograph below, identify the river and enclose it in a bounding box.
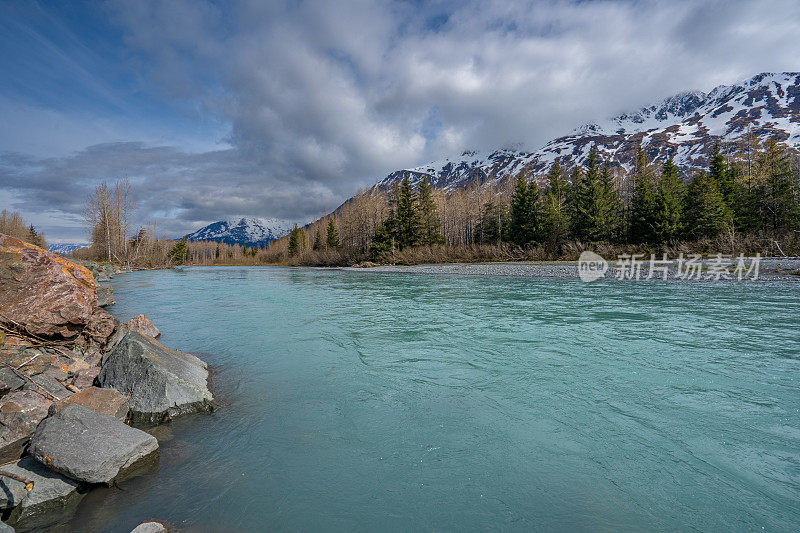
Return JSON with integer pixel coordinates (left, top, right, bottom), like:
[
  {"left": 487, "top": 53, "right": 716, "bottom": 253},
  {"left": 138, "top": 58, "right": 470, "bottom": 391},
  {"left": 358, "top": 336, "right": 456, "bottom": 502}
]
[{"left": 57, "top": 267, "right": 800, "bottom": 532}]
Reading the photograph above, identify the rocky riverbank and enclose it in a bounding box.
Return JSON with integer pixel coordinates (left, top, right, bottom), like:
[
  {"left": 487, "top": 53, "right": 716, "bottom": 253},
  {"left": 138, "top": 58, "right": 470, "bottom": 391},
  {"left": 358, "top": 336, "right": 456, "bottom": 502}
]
[
  {"left": 345, "top": 257, "right": 800, "bottom": 281},
  {"left": 0, "top": 234, "right": 214, "bottom": 532}
]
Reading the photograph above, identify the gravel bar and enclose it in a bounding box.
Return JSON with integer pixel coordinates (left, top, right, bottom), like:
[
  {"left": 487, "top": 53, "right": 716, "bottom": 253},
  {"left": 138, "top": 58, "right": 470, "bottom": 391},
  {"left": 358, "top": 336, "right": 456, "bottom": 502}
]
[{"left": 343, "top": 258, "right": 800, "bottom": 282}]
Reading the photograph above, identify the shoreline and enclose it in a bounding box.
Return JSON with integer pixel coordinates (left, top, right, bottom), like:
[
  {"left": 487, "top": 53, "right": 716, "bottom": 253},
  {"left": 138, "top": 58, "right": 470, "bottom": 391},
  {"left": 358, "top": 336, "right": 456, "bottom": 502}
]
[
  {"left": 341, "top": 257, "right": 800, "bottom": 282},
  {"left": 0, "top": 234, "right": 214, "bottom": 532}
]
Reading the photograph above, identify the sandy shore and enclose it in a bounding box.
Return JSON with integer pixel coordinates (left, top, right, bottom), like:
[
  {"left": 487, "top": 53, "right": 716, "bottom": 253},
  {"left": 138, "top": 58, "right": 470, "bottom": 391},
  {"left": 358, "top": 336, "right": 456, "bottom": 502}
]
[{"left": 344, "top": 257, "right": 800, "bottom": 282}]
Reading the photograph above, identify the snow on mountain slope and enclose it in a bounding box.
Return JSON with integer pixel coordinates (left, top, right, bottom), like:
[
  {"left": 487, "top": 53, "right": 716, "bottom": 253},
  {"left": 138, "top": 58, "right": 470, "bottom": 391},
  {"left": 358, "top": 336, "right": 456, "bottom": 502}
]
[
  {"left": 48, "top": 243, "right": 88, "bottom": 255},
  {"left": 377, "top": 72, "right": 800, "bottom": 190},
  {"left": 185, "top": 217, "right": 292, "bottom": 246}
]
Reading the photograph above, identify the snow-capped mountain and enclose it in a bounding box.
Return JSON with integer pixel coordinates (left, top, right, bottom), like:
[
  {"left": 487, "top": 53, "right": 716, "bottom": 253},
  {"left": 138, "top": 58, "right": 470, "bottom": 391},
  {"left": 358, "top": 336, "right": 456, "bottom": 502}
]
[
  {"left": 377, "top": 72, "right": 800, "bottom": 190},
  {"left": 184, "top": 217, "right": 293, "bottom": 246},
  {"left": 48, "top": 243, "right": 88, "bottom": 255}
]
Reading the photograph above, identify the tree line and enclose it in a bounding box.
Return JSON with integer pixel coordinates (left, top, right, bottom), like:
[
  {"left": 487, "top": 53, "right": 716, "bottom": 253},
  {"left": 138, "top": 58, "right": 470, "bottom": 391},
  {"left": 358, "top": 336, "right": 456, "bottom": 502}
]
[
  {"left": 497, "top": 139, "right": 799, "bottom": 250},
  {"left": 271, "top": 136, "right": 800, "bottom": 265},
  {"left": 65, "top": 135, "right": 800, "bottom": 268},
  {"left": 0, "top": 210, "right": 46, "bottom": 248}
]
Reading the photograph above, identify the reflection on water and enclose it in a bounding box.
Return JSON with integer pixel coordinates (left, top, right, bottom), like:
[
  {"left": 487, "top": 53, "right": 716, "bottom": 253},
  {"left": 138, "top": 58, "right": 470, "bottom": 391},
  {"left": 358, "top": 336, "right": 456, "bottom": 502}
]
[{"left": 52, "top": 267, "right": 800, "bottom": 532}]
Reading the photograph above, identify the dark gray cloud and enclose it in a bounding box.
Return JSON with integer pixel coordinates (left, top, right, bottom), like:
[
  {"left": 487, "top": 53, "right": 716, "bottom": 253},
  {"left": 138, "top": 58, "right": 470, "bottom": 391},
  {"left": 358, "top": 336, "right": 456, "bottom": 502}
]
[{"left": 2, "top": 0, "right": 800, "bottom": 241}]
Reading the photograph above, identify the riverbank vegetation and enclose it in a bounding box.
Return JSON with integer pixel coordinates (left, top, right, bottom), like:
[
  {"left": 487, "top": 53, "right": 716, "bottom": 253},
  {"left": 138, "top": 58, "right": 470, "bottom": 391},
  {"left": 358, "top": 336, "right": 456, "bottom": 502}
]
[
  {"left": 70, "top": 137, "right": 800, "bottom": 268},
  {"left": 0, "top": 210, "right": 46, "bottom": 248},
  {"left": 268, "top": 138, "right": 800, "bottom": 265}
]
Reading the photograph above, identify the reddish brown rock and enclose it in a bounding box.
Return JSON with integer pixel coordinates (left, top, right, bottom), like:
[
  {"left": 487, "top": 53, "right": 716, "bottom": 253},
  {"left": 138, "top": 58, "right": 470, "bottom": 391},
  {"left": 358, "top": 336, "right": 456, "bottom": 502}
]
[
  {"left": 69, "top": 367, "right": 100, "bottom": 389},
  {"left": 0, "top": 390, "right": 53, "bottom": 462},
  {"left": 124, "top": 314, "right": 160, "bottom": 338},
  {"left": 48, "top": 387, "right": 128, "bottom": 420},
  {"left": 0, "top": 234, "right": 97, "bottom": 338},
  {"left": 84, "top": 308, "right": 119, "bottom": 344}
]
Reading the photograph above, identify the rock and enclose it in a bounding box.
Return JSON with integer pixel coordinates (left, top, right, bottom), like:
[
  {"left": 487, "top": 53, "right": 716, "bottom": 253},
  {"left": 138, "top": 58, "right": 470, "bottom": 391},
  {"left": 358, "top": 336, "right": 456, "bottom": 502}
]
[
  {"left": 2, "top": 457, "right": 85, "bottom": 530},
  {"left": 84, "top": 308, "right": 119, "bottom": 344},
  {"left": 124, "top": 315, "right": 160, "bottom": 338},
  {"left": 0, "top": 466, "right": 27, "bottom": 509},
  {"left": 84, "top": 347, "right": 103, "bottom": 367},
  {"left": 62, "top": 355, "right": 91, "bottom": 374},
  {"left": 22, "top": 373, "right": 72, "bottom": 401},
  {"left": 48, "top": 387, "right": 128, "bottom": 420},
  {"left": 0, "top": 234, "right": 97, "bottom": 338},
  {"left": 96, "top": 284, "right": 115, "bottom": 307},
  {"left": 131, "top": 520, "right": 169, "bottom": 532},
  {"left": 98, "top": 331, "right": 214, "bottom": 424},
  {"left": 0, "top": 521, "right": 13, "bottom": 532},
  {"left": 69, "top": 367, "right": 100, "bottom": 390},
  {"left": 42, "top": 365, "right": 68, "bottom": 382},
  {"left": 3, "top": 350, "right": 50, "bottom": 375},
  {"left": 0, "top": 368, "right": 25, "bottom": 396},
  {"left": 29, "top": 404, "right": 158, "bottom": 485},
  {"left": 0, "top": 391, "right": 53, "bottom": 462}
]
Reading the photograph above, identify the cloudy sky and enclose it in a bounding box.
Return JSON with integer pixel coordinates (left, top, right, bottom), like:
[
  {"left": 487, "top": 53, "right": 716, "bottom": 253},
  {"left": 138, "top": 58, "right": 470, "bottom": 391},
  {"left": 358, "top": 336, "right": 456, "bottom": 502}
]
[{"left": 1, "top": 0, "right": 799, "bottom": 242}]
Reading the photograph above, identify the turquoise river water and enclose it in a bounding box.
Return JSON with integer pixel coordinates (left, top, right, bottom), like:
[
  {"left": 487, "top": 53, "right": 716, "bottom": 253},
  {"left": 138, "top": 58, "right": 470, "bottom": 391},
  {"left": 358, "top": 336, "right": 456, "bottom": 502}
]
[{"left": 56, "top": 267, "right": 799, "bottom": 532}]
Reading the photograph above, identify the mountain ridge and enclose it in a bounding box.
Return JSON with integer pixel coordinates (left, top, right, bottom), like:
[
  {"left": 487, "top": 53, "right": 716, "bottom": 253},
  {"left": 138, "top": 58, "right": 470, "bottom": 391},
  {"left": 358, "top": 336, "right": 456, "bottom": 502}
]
[
  {"left": 376, "top": 72, "right": 800, "bottom": 191},
  {"left": 184, "top": 217, "right": 292, "bottom": 247}
]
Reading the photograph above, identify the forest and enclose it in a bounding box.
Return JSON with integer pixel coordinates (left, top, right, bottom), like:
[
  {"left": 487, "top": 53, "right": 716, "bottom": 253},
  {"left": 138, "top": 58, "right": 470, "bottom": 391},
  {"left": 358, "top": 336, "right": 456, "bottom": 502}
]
[
  {"left": 266, "top": 137, "right": 800, "bottom": 266},
  {"left": 6, "top": 136, "right": 800, "bottom": 268}
]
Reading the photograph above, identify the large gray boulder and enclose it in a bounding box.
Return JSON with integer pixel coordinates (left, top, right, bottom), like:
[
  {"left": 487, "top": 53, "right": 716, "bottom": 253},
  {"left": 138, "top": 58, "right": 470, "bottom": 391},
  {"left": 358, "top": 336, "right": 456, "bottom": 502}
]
[
  {"left": 96, "top": 284, "right": 115, "bottom": 307},
  {"left": 1, "top": 457, "right": 85, "bottom": 530},
  {"left": 98, "top": 331, "right": 214, "bottom": 424},
  {"left": 28, "top": 404, "right": 158, "bottom": 485}
]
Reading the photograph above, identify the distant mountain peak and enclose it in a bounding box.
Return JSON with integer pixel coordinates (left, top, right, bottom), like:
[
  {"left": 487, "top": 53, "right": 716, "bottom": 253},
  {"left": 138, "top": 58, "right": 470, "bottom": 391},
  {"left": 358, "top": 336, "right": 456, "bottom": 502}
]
[{"left": 185, "top": 216, "right": 292, "bottom": 246}]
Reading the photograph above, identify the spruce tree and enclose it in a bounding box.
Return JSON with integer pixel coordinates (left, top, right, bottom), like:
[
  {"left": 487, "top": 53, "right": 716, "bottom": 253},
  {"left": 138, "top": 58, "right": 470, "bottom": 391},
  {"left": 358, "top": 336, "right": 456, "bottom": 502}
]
[
  {"left": 370, "top": 219, "right": 395, "bottom": 260},
  {"left": 758, "top": 139, "right": 800, "bottom": 232},
  {"left": 652, "top": 158, "right": 685, "bottom": 243},
  {"left": 27, "top": 224, "right": 44, "bottom": 247},
  {"left": 709, "top": 143, "right": 736, "bottom": 209},
  {"left": 395, "top": 175, "right": 418, "bottom": 249},
  {"left": 540, "top": 161, "right": 570, "bottom": 248},
  {"left": 572, "top": 147, "right": 621, "bottom": 241},
  {"left": 313, "top": 228, "right": 323, "bottom": 250},
  {"left": 288, "top": 225, "right": 305, "bottom": 256},
  {"left": 326, "top": 219, "right": 340, "bottom": 248},
  {"left": 168, "top": 238, "right": 188, "bottom": 264},
  {"left": 508, "top": 173, "right": 534, "bottom": 246},
  {"left": 416, "top": 176, "right": 444, "bottom": 245},
  {"left": 475, "top": 200, "right": 507, "bottom": 245},
  {"left": 628, "top": 146, "right": 658, "bottom": 243},
  {"left": 684, "top": 172, "right": 732, "bottom": 239}
]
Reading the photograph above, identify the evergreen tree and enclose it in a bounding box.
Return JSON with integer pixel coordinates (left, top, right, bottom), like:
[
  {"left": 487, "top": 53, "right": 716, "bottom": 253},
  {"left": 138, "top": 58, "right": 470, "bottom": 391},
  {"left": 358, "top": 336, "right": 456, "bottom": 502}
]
[
  {"left": 709, "top": 143, "right": 736, "bottom": 209},
  {"left": 313, "top": 228, "right": 323, "bottom": 250},
  {"left": 684, "top": 172, "right": 732, "bottom": 238},
  {"left": 572, "top": 147, "right": 622, "bottom": 241},
  {"left": 540, "top": 161, "right": 570, "bottom": 248},
  {"left": 326, "top": 219, "right": 340, "bottom": 248},
  {"left": 27, "top": 224, "right": 44, "bottom": 247},
  {"left": 416, "top": 176, "right": 444, "bottom": 245},
  {"left": 475, "top": 200, "right": 507, "bottom": 245},
  {"left": 728, "top": 164, "right": 761, "bottom": 233},
  {"left": 508, "top": 173, "right": 536, "bottom": 246},
  {"left": 288, "top": 225, "right": 305, "bottom": 256},
  {"left": 395, "top": 175, "right": 418, "bottom": 249},
  {"left": 628, "top": 146, "right": 658, "bottom": 243},
  {"left": 168, "top": 238, "right": 188, "bottom": 264},
  {"left": 370, "top": 219, "right": 395, "bottom": 261},
  {"left": 758, "top": 139, "right": 800, "bottom": 232},
  {"left": 652, "top": 158, "right": 685, "bottom": 243}
]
